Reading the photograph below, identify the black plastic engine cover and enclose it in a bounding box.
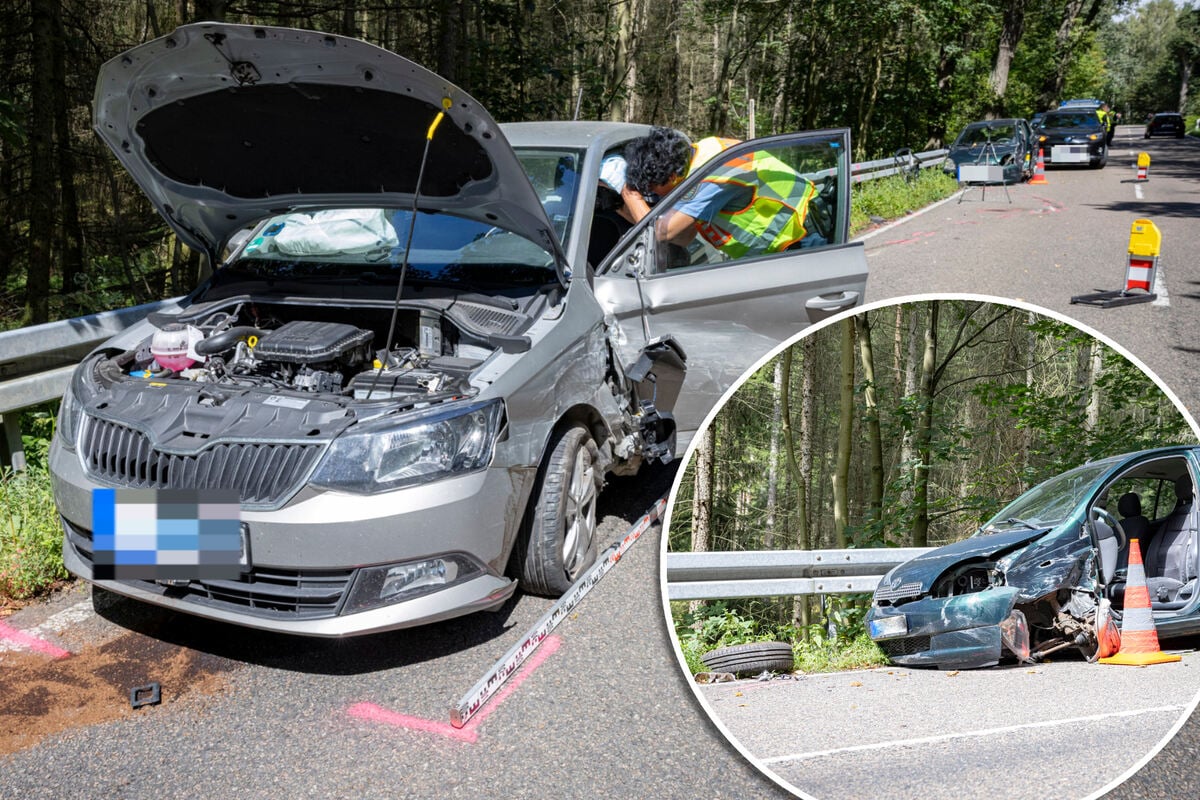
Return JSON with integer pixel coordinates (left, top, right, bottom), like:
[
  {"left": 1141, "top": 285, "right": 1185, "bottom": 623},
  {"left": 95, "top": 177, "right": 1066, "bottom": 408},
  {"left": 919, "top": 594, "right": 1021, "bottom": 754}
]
[{"left": 254, "top": 321, "right": 374, "bottom": 364}]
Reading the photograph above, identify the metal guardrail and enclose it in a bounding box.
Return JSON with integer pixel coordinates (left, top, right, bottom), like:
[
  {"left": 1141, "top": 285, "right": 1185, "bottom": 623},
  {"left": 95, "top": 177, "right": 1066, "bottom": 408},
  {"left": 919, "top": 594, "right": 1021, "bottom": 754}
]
[
  {"left": 0, "top": 298, "right": 179, "bottom": 469},
  {"left": 665, "top": 548, "right": 935, "bottom": 601},
  {"left": 0, "top": 149, "right": 947, "bottom": 469}
]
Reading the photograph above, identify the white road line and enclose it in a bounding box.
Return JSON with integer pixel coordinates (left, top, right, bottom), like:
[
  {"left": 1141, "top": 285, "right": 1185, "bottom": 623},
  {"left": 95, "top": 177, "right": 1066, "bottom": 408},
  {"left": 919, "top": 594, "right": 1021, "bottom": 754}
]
[
  {"left": 760, "top": 704, "right": 1187, "bottom": 765},
  {"left": 1136, "top": 183, "right": 1144, "bottom": 200},
  {"left": 0, "top": 599, "right": 92, "bottom": 653},
  {"left": 1152, "top": 261, "right": 1171, "bottom": 307}
]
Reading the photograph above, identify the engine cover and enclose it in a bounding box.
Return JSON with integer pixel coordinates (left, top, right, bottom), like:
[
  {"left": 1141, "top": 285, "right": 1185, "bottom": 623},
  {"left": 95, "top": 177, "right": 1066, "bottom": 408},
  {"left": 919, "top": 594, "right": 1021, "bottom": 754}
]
[{"left": 254, "top": 320, "right": 374, "bottom": 365}]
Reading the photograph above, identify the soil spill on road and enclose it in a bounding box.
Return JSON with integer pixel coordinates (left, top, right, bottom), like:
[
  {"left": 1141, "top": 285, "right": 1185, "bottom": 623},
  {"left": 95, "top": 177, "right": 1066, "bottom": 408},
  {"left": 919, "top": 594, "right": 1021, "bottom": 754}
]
[{"left": 0, "top": 631, "right": 237, "bottom": 754}]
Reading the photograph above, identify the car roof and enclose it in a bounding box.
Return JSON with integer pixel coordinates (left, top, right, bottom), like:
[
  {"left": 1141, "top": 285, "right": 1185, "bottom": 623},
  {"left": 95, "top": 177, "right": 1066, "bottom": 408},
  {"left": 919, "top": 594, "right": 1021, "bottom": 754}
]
[{"left": 500, "top": 121, "right": 658, "bottom": 152}]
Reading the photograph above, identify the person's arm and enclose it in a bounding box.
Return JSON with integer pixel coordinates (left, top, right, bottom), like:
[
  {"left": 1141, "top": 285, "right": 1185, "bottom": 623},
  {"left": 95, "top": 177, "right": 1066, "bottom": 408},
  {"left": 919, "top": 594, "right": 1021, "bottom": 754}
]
[{"left": 620, "top": 185, "right": 698, "bottom": 244}]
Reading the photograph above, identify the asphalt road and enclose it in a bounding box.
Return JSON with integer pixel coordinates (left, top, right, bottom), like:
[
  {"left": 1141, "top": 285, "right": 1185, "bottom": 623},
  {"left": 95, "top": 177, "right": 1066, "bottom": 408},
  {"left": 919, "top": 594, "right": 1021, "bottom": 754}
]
[
  {"left": 864, "top": 125, "right": 1200, "bottom": 415},
  {"left": 0, "top": 464, "right": 790, "bottom": 800},
  {"left": 698, "top": 650, "right": 1200, "bottom": 800}
]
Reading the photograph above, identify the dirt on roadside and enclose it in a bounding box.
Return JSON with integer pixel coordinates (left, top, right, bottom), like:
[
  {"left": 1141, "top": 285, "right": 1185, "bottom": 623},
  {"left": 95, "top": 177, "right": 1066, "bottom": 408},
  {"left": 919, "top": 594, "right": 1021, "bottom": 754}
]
[{"left": 0, "top": 630, "right": 237, "bottom": 755}]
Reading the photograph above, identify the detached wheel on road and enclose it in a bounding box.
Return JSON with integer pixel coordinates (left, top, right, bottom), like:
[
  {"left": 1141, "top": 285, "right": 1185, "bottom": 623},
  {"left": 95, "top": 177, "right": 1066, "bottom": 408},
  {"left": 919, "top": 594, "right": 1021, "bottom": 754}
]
[
  {"left": 513, "top": 424, "right": 602, "bottom": 596},
  {"left": 700, "top": 641, "right": 795, "bottom": 676}
]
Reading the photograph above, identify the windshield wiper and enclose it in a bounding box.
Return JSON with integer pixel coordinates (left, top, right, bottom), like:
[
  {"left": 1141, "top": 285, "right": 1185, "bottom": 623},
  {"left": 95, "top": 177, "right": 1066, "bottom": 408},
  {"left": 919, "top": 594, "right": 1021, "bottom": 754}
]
[{"left": 1003, "top": 517, "right": 1041, "bottom": 530}]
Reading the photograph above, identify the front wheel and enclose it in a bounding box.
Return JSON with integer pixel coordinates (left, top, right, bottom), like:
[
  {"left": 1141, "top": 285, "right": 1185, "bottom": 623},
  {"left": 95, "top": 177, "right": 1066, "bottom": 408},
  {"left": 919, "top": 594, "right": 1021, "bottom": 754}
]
[{"left": 512, "top": 425, "right": 603, "bottom": 596}]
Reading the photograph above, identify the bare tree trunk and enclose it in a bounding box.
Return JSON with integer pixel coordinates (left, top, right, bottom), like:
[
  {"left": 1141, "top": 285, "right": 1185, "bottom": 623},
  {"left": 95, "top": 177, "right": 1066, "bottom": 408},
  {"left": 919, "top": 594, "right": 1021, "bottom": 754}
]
[
  {"left": 832, "top": 319, "right": 855, "bottom": 548},
  {"left": 1085, "top": 339, "right": 1103, "bottom": 433},
  {"left": 988, "top": 0, "right": 1027, "bottom": 115},
  {"left": 609, "top": 0, "right": 634, "bottom": 121},
  {"left": 856, "top": 314, "right": 884, "bottom": 528},
  {"left": 765, "top": 358, "right": 782, "bottom": 549},
  {"left": 53, "top": 0, "right": 84, "bottom": 309},
  {"left": 689, "top": 423, "right": 716, "bottom": 620},
  {"left": 912, "top": 301, "right": 939, "bottom": 547},
  {"left": 899, "top": 305, "right": 920, "bottom": 508},
  {"left": 25, "top": 0, "right": 57, "bottom": 325}
]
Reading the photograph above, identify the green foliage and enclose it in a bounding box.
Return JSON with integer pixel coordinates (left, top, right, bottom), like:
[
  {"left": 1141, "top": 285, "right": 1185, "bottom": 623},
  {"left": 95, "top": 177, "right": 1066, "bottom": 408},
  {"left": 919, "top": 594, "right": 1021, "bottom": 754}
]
[
  {"left": 0, "top": 466, "right": 67, "bottom": 601},
  {"left": 850, "top": 169, "right": 960, "bottom": 235},
  {"left": 794, "top": 634, "right": 890, "bottom": 673}
]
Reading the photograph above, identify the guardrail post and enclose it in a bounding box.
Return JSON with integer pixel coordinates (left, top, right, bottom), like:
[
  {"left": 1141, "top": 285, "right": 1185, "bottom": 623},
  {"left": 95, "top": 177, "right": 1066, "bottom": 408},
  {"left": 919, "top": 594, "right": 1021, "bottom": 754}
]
[{"left": 0, "top": 412, "right": 26, "bottom": 472}]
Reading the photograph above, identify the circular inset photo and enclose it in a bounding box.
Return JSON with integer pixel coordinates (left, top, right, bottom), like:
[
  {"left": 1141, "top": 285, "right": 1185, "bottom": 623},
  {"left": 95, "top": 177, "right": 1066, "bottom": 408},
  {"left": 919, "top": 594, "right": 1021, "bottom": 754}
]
[{"left": 662, "top": 295, "right": 1200, "bottom": 800}]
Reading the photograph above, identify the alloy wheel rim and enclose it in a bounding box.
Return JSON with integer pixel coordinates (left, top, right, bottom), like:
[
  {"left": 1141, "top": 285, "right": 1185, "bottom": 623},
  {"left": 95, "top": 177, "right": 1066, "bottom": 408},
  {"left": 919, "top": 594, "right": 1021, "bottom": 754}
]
[{"left": 561, "top": 446, "right": 597, "bottom": 576}]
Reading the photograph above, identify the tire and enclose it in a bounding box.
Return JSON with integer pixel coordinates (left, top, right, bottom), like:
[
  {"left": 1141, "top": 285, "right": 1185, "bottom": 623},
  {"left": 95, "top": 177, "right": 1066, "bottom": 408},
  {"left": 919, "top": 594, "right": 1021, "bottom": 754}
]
[
  {"left": 700, "top": 641, "right": 795, "bottom": 676},
  {"left": 512, "top": 424, "right": 603, "bottom": 596}
]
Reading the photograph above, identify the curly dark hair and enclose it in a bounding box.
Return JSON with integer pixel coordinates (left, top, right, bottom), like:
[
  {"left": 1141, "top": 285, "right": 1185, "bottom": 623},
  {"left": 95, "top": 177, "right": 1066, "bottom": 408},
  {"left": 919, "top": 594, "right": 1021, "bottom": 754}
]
[{"left": 623, "top": 127, "right": 692, "bottom": 193}]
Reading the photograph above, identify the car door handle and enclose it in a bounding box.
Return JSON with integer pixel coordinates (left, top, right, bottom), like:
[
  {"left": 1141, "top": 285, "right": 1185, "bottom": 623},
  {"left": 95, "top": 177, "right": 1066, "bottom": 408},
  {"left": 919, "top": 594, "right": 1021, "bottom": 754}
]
[{"left": 805, "top": 291, "right": 860, "bottom": 322}]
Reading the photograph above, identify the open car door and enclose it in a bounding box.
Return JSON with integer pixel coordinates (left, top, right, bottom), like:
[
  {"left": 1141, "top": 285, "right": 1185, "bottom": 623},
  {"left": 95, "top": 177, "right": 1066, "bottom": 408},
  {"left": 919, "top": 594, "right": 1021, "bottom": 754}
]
[{"left": 592, "top": 129, "right": 866, "bottom": 442}]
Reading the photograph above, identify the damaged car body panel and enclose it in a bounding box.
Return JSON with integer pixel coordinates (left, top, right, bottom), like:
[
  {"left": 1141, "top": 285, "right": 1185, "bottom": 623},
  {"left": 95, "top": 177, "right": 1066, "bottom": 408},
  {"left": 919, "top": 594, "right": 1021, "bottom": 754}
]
[
  {"left": 52, "top": 22, "right": 862, "bottom": 637},
  {"left": 868, "top": 446, "right": 1200, "bottom": 668}
]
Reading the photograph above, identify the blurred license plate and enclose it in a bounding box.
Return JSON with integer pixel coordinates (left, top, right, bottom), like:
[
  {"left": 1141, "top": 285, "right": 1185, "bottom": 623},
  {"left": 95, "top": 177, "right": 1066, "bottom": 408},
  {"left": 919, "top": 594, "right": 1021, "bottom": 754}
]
[
  {"left": 869, "top": 615, "right": 908, "bottom": 639},
  {"left": 1051, "top": 145, "right": 1090, "bottom": 163}
]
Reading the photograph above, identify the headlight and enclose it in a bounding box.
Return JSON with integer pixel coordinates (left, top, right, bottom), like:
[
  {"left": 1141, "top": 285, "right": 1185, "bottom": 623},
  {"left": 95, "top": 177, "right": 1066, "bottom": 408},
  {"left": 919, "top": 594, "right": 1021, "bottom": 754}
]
[
  {"left": 55, "top": 379, "right": 83, "bottom": 450},
  {"left": 310, "top": 399, "right": 504, "bottom": 494},
  {"left": 1088, "top": 133, "right": 1100, "bottom": 141}
]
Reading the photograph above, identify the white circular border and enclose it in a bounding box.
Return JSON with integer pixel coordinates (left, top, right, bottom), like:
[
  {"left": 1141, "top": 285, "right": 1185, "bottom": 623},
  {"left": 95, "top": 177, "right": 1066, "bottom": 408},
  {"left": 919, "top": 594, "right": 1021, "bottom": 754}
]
[{"left": 657, "top": 291, "right": 1200, "bottom": 800}]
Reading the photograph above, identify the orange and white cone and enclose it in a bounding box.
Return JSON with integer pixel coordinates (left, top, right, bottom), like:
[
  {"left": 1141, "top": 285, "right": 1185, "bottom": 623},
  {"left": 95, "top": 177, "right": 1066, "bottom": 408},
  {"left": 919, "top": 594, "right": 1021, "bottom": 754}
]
[
  {"left": 1100, "top": 538, "right": 1181, "bottom": 666},
  {"left": 1030, "top": 148, "right": 1048, "bottom": 185}
]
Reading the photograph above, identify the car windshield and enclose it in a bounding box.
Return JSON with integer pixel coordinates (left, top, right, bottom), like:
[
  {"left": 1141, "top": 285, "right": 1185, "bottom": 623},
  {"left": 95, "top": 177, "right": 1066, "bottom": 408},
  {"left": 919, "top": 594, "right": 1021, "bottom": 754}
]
[
  {"left": 979, "top": 459, "right": 1118, "bottom": 533},
  {"left": 1043, "top": 113, "right": 1101, "bottom": 129},
  {"left": 216, "top": 207, "right": 558, "bottom": 290},
  {"left": 514, "top": 147, "right": 583, "bottom": 247},
  {"left": 957, "top": 124, "right": 1017, "bottom": 145}
]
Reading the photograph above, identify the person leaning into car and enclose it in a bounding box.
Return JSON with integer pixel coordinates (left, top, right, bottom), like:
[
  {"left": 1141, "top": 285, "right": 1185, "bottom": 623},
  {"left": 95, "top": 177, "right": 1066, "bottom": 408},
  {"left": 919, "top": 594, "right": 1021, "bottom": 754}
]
[
  {"left": 616, "top": 127, "right": 826, "bottom": 258},
  {"left": 1098, "top": 102, "right": 1117, "bottom": 145}
]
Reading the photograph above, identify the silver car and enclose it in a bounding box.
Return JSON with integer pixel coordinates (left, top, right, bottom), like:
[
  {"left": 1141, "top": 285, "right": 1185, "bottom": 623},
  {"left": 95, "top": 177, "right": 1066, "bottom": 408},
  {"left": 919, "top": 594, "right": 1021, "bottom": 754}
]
[{"left": 50, "top": 23, "right": 867, "bottom": 635}]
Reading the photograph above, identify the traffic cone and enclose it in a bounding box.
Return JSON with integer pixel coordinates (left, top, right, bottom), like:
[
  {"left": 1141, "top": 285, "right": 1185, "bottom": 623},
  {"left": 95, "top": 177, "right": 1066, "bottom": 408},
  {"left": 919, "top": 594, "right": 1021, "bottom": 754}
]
[
  {"left": 1030, "top": 148, "right": 1048, "bottom": 184},
  {"left": 1100, "top": 539, "right": 1181, "bottom": 666}
]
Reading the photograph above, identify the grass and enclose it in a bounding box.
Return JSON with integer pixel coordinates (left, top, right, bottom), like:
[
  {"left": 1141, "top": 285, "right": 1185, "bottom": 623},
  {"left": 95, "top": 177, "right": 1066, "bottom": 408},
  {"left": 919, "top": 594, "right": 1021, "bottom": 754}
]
[
  {"left": 682, "top": 632, "right": 890, "bottom": 676},
  {"left": 850, "top": 168, "right": 960, "bottom": 237},
  {"left": 0, "top": 465, "right": 67, "bottom": 604}
]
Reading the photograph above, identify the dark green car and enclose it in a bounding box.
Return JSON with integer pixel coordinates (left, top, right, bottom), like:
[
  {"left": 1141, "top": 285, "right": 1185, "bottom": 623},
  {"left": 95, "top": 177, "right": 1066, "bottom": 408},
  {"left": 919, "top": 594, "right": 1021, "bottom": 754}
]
[{"left": 867, "top": 446, "right": 1200, "bottom": 669}]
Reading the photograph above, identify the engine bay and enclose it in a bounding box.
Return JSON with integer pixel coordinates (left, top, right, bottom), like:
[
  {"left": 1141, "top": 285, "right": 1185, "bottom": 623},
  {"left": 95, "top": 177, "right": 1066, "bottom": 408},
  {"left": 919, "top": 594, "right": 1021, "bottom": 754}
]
[{"left": 107, "top": 298, "right": 509, "bottom": 405}]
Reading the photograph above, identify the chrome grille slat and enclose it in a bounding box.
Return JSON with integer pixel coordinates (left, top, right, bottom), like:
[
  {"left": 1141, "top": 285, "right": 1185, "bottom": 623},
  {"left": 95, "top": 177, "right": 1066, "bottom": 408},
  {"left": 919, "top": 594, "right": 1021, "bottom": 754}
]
[{"left": 81, "top": 417, "right": 322, "bottom": 506}]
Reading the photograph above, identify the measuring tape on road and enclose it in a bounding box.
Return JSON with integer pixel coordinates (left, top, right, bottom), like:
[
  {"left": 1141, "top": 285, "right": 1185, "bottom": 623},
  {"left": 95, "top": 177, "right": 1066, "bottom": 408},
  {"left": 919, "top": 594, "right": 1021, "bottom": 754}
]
[{"left": 449, "top": 495, "right": 668, "bottom": 728}]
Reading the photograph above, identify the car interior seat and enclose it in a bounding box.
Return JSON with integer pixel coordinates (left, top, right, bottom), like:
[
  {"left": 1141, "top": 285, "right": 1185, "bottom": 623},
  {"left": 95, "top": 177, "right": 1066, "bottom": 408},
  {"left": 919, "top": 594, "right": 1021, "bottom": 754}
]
[
  {"left": 1143, "top": 475, "right": 1198, "bottom": 610},
  {"left": 1116, "top": 491, "right": 1151, "bottom": 572}
]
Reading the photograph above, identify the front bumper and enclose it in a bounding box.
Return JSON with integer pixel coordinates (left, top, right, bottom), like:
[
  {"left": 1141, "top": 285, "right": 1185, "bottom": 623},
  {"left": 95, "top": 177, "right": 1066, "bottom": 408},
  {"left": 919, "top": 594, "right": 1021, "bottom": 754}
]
[
  {"left": 51, "top": 435, "right": 532, "bottom": 636},
  {"left": 1040, "top": 141, "right": 1104, "bottom": 165},
  {"left": 867, "top": 586, "right": 1020, "bottom": 669}
]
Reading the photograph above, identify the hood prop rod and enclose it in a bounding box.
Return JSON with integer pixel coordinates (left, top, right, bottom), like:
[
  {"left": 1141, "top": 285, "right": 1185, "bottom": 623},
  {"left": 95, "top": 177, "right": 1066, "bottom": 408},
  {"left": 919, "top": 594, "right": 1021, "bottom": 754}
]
[{"left": 369, "top": 100, "right": 451, "bottom": 399}]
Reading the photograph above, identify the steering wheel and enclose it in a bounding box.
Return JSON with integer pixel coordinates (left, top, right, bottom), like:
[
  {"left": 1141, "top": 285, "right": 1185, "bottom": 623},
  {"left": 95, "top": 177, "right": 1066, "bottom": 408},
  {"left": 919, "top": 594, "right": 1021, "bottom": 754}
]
[{"left": 1091, "top": 506, "right": 1127, "bottom": 552}]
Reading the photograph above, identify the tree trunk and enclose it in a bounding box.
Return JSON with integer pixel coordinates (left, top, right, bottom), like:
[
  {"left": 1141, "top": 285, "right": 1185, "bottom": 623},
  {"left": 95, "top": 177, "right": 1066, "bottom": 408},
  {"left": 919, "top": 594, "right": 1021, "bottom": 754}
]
[
  {"left": 832, "top": 319, "right": 855, "bottom": 548},
  {"left": 765, "top": 358, "right": 782, "bottom": 549},
  {"left": 689, "top": 423, "right": 716, "bottom": 620},
  {"left": 988, "top": 0, "right": 1028, "bottom": 115},
  {"left": 53, "top": 0, "right": 84, "bottom": 309},
  {"left": 912, "top": 301, "right": 939, "bottom": 547},
  {"left": 856, "top": 314, "right": 884, "bottom": 528},
  {"left": 25, "top": 0, "right": 57, "bottom": 325}
]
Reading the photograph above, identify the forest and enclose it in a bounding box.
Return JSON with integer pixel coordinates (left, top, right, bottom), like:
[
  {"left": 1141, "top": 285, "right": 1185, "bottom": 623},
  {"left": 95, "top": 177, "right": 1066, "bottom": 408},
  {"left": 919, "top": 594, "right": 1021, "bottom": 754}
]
[
  {"left": 667, "top": 300, "right": 1195, "bottom": 653},
  {"left": 0, "top": 0, "right": 1197, "bottom": 328}
]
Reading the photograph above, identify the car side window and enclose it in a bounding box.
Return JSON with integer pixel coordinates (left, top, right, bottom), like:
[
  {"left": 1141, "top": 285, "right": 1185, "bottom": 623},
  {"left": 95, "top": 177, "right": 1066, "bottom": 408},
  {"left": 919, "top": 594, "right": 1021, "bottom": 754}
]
[{"left": 647, "top": 132, "right": 849, "bottom": 274}]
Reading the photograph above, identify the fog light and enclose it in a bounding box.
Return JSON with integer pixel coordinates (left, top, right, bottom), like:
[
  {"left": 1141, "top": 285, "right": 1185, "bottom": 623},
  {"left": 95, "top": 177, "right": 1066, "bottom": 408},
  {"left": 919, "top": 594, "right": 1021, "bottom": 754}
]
[
  {"left": 345, "top": 554, "right": 482, "bottom": 613},
  {"left": 381, "top": 559, "right": 455, "bottom": 599}
]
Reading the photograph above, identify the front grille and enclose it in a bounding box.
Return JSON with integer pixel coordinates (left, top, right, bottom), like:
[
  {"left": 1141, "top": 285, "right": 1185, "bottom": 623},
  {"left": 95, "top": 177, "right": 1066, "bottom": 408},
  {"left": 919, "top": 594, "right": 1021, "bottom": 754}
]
[
  {"left": 873, "top": 581, "right": 923, "bottom": 603},
  {"left": 80, "top": 416, "right": 323, "bottom": 507},
  {"left": 65, "top": 517, "right": 351, "bottom": 620},
  {"left": 878, "top": 635, "right": 932, "bottom": 659}
]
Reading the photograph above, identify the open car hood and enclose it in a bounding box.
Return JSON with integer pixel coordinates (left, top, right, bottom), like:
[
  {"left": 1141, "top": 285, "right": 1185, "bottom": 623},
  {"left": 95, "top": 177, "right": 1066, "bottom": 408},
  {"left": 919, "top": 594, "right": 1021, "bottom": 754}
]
[
  {"left": 93, "top": 23, "right": 563, "bottom": 278},
  {"left": 886, "top": 527, "right": 1050, "bottom": 594}
]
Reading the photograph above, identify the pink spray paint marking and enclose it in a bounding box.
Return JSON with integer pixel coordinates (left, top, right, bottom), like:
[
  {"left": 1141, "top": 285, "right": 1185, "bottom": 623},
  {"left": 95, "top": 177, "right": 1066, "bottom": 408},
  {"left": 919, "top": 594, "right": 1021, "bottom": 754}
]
[
  {"left": 347, "top": 634, "right": 563, "bottom": 743},
  {"left": 0, "top": 621, "right": 72, "bottom": 659}
]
